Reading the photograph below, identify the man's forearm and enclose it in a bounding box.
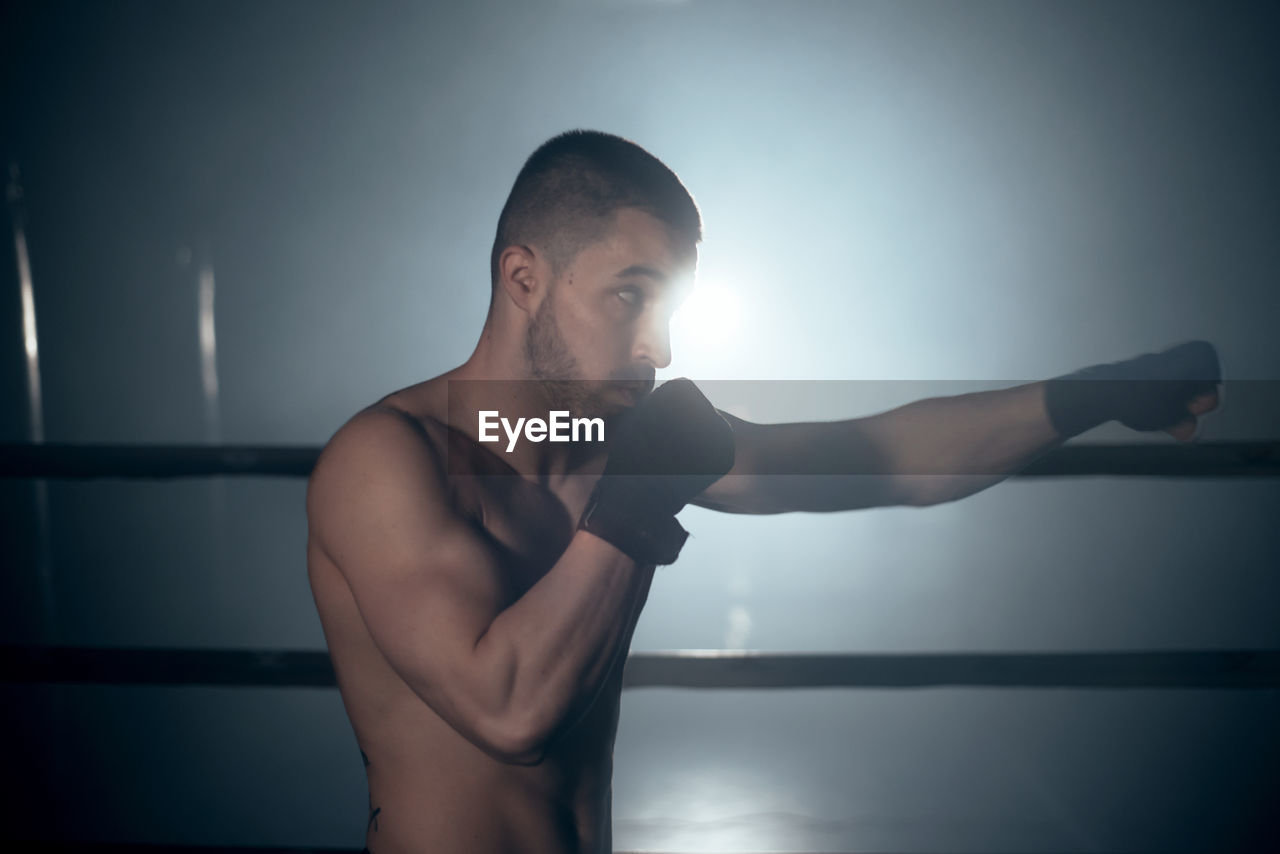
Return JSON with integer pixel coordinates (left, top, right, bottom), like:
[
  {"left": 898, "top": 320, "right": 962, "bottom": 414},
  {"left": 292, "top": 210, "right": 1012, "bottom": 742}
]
[
  {"left": 804, "top": 343, "right": 1219, "bottom": 508},
  {"left": 854, "top": 380, "right": 1062, "bottom": 506},
  {"left": 475, "top": 531, "right": 652, "bottom": 763},
  {"left": 761, "top": 380, "right": 1063, "bottom": 509},
  {"left": 709, "top": 381, "right": 1063, "bottom": 513}
]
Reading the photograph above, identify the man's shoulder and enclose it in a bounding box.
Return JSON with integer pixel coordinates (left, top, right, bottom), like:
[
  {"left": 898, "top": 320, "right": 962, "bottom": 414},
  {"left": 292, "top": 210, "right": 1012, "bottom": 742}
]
[
  {"left": 311, "top": 375, "right": 502, "bottom": 502},
  {"left": 308, "top": 375, "right": 440, "bottom": 495},
  {"left": 368, "top": 373, "right": 452, "bottom": 429},
  {"left": 314, "top": 399, "right": 447, "bottom": 487},
  {"left": 321, "top": 373, "right": 457, "bottom": 459}
]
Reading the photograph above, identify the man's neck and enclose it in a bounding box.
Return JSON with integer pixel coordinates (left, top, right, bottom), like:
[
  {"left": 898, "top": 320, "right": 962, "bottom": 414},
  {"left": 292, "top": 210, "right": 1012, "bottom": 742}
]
[{"left": 446, "top": 342, "right": 603, "bottom": 484}]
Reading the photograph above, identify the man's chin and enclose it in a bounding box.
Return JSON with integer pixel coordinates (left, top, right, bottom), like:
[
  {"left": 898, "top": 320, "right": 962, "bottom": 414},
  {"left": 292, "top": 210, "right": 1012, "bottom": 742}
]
[
  {"left": 570, "top": 387, "right": 636, "bottom": 420},
  {"left": 606, "top": 379, "right": 653, "bottom": 409},
  {"left": 539, "top": 378, "right": 651, "bottom": 418},
  {"left": 585, "top": 391, "right": 632, "bottom": 419}
]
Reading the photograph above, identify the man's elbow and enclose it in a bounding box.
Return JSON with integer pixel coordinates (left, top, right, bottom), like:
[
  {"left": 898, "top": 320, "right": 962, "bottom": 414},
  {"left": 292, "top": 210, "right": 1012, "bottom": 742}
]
[
  {"left": 491, "top": 721, "right": 550, "bottom": 766},
  {"left": 494, "top": 702, "right": 595, "bottom": 767},
  {"left": 900, "top": 476, "right": 951, "bottom": 508},
  {"left": 423, "top": 693, "right": 549, "bottom": 766},
  {"left": 905, "top": 475, "right": 1001, "bottom": 507}
]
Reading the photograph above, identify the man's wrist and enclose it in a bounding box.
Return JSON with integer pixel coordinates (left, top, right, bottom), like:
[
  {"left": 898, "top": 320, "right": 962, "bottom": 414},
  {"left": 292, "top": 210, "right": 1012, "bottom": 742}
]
[
  {"left": 578, "top": 492, "right": 689, "bottom": 567},
  {"left": 1043, "top": 366, "right": 1124, "bottom": 439}
]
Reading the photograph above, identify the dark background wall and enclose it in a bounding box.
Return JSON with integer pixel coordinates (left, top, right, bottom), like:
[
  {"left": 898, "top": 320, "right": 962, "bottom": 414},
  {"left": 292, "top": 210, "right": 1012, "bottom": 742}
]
[{"left": 1, "top": 0, "right": 1277, "bottom": 850}]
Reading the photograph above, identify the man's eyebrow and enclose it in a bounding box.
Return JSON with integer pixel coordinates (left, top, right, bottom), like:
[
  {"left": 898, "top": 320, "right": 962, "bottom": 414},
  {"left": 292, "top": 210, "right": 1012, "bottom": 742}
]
[{"left": 614, "top": 264, "right": 669, "bottom": 282}]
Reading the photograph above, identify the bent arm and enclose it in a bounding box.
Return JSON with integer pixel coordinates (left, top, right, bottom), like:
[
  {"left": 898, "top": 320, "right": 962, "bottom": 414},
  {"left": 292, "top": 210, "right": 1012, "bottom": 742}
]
[
  {"left": 695, "top": 380, "right": 1062, "bottom": 513},
  {"left": 479, "top": 529, "right": 652, "bottom": 762},
  {"left": 307, "top": 408, "right": 651, "bottom": 766}
]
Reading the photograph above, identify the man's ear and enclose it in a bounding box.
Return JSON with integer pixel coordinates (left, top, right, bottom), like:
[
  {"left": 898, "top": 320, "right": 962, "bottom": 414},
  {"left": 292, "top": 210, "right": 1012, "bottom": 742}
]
[{"left": 497, "top": 244, "right": 545, "bottom": 315}]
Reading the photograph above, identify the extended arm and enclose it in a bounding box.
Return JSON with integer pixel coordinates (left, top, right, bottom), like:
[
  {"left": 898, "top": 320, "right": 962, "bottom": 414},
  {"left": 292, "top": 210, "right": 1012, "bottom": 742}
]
[
  {"left": 696, "top": 380, "right": 1059, "bottom": 512},
  {"left": 698, "top": 339, "right": 1221, "bottom": 515}
]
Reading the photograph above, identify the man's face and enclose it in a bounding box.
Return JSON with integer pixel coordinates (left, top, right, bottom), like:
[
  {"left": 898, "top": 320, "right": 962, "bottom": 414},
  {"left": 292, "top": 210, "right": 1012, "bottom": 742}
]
[{"left": 525, "top": 207, "right": 695, "bottom": 417}]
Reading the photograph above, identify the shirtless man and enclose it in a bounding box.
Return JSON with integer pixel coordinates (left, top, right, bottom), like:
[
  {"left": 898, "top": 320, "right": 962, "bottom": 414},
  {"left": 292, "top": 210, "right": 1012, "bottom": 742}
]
[{"left": 304, "top": 129, "right": 1223, "bottom": 853}]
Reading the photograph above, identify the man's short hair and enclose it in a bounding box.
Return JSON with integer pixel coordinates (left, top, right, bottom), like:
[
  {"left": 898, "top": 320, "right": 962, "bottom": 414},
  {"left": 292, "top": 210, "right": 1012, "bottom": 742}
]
[{"left": 489, "top": 129, "right": 702, "bottom": 292}]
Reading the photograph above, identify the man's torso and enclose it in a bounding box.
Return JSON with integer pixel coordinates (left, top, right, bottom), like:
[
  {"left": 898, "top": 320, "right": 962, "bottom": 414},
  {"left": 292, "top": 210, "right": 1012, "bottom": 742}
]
[{"left": 307, "top": 377, "right": 646, "bottom": 853}]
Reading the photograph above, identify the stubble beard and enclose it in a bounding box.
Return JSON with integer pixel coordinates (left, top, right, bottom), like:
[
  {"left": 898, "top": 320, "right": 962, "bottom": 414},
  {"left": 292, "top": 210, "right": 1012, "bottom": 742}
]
[{"left": 524, "top": 295, "right": 617, "bottom": 418}]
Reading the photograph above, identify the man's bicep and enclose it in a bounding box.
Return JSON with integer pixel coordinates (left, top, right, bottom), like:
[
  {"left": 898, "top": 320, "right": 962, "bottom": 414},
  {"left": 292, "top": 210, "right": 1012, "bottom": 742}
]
[{"left": 307, "top": 410, "right": 515, "bottom": 752}]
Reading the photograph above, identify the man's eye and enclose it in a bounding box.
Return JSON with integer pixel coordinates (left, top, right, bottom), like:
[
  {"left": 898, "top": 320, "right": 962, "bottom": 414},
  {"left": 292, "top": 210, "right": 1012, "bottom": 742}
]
[{"left": 617, "top": 287, "right": 643, "bottom": 306}]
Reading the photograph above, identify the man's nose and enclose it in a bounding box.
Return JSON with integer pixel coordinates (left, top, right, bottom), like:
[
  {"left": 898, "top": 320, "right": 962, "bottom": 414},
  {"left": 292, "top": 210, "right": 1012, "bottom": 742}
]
[{"left": 633, "top": 317, "right": 672, "bottom": 370}]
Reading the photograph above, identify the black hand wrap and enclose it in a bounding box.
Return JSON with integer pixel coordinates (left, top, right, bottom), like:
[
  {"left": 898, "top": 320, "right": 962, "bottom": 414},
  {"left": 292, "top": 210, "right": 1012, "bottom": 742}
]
[
  {"left": 579, "top": 378, "right": 736, "bottom": 566},
  {"left": 1044, "top": 339, "right": 1222, "bottom": 439}
]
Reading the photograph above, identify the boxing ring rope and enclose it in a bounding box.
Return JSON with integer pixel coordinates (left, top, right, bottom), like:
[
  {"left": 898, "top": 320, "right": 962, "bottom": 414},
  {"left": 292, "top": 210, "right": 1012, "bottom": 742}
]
[
  {"left": 4, "top": 440, "right": 1278, "bottom": 853},
  {"left": 2, "top": 439, "right": 1278, "bottom": 691},
  {"left": 3, "top": 644, "right": 1278, "bottom": 690},
  {"left": 3, "top": 440, "right": 1279, "bottom": 479}
]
